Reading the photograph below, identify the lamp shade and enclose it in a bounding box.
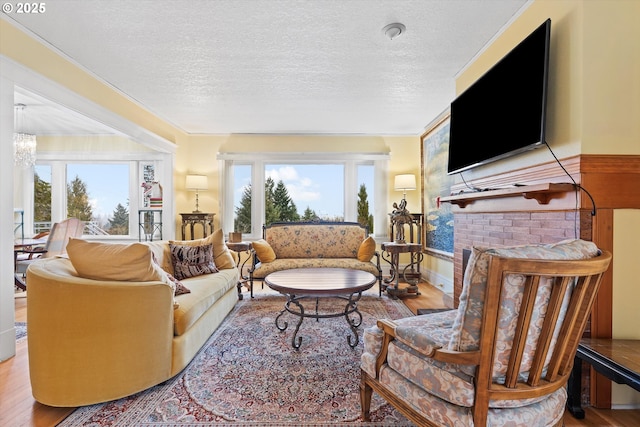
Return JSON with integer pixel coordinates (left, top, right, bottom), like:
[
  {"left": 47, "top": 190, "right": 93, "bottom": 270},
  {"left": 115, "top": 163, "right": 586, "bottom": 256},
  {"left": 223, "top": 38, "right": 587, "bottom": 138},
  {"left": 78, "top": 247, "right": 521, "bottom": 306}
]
[
  {"left": 394, "top": 174, "right": 416, "bottom": 191},
  {"left": 185, "top": 174, "right": 208, "bottom": 190}
]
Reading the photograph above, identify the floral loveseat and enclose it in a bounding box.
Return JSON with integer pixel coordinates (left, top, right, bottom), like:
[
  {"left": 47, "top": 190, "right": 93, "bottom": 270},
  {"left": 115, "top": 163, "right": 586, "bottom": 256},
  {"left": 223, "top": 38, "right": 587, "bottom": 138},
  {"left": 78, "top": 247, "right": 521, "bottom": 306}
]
[
  {"left": 27, "top": 229, "right": 239, "bottom": 407},
  {"left": 248, "top": 221, "right": 382, "bottom": 297}
]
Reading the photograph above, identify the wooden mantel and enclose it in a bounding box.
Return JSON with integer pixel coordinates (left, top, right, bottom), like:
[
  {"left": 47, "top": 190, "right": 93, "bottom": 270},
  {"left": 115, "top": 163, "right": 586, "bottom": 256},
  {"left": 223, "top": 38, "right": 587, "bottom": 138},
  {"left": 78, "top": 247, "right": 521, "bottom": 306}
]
[{"left": 440, "top": 183, "right": 575, "bottom": 208}]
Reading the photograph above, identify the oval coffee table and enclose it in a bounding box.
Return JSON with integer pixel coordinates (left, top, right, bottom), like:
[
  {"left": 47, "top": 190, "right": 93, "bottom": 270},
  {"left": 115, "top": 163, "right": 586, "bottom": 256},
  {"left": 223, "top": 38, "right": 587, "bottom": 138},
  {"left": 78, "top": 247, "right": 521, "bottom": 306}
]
[{"left": 264, "top": 268, "right": 376, "bottom": 350}]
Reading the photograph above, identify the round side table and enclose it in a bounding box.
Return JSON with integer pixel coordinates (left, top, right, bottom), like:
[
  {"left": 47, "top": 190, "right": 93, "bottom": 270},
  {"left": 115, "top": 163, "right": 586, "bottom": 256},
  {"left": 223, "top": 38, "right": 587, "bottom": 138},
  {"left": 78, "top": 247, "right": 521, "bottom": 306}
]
[
  {"left": 226, "top": 241, "right": 252, "bottom": 299},
  {"left": 380, "top": 242, "right": 423, "bottom": 299}
]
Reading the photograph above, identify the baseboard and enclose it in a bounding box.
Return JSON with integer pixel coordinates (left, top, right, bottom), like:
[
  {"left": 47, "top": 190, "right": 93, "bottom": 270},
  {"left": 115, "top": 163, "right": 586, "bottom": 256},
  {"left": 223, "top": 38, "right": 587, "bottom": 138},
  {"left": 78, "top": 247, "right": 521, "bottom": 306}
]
[
  {"left": 422, "top": 268, "right": 453, "bottom": 295},
  {"left": 612, "top": 404, "right": 640, "bottom": 409}
]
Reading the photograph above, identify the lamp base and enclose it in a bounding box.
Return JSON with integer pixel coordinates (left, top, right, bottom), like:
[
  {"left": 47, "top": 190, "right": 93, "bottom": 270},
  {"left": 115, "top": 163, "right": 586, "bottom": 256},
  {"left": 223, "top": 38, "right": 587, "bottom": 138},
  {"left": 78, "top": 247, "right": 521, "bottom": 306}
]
[{"left": 192, "top": 210, "right": 202, "bottom": 213}]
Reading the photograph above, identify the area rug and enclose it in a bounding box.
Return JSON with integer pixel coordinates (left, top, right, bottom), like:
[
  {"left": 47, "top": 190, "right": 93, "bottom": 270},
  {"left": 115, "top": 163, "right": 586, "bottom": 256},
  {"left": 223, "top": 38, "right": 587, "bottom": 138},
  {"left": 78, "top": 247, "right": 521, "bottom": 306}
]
[
  {"left": 15, "top": 322, "right": 27, "bottom": 341},
  {"left": 59, "top": 294, "right": 415, "bottom": 426}
]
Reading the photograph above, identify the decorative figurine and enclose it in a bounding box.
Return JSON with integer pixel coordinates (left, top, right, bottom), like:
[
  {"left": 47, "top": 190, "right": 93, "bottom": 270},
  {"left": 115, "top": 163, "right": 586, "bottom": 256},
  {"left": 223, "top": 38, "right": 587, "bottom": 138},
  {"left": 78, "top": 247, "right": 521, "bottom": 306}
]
[{"left": 389, "top": 198, "right": 413, "bottom": 243}]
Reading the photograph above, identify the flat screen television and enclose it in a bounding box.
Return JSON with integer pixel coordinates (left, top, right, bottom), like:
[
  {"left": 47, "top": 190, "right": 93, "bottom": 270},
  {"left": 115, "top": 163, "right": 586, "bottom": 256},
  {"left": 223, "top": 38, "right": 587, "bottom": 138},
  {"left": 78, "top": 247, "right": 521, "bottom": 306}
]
[{"left": 447, "top": 18, "right": 551, "bottom": 175}]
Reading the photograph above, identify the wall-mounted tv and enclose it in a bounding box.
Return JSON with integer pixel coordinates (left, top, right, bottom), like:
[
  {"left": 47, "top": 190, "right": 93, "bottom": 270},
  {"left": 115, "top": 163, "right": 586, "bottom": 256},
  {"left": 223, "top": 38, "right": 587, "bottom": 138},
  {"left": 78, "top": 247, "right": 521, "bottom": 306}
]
[{"left": 447, "top": 18, "right": 551, "bottom": 175}]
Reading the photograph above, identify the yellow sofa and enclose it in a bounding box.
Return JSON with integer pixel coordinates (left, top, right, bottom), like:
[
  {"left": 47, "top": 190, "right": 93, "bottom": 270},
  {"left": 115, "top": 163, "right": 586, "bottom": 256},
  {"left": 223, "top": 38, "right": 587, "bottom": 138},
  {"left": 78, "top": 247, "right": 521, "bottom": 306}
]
[{"left": 26, "top": 232, "right": 240, "bottom": 407}]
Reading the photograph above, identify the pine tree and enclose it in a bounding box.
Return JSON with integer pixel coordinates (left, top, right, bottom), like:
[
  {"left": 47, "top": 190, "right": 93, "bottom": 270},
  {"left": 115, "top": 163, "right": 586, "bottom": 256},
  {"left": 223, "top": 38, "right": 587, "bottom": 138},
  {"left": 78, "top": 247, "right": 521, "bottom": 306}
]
[
  {"left": 33, "top": 172, "right": 51, "bottom": 222},
  {"left": 357, "top": 183, "right": 374, "bottom": 233},
  {"left": 265, "top": 177, "right": 280, "bottom": 225},
  {"left": 235, "top": 177, "right": 303, "bottom": 229},
  {"left": 67, "top": 175, "right": 93, "bottom": 221},
  {"left": 302, "top": 206, "right": 318, "bottom": 221},
  {"left": 273, "top": 180, "right": 300, "bottom": 222},
  {"left": 108, "top": 203, "right": 129, "bottom": 235},
  {"left": 234, "top": 184, "right": 252, "bottom": 233}
]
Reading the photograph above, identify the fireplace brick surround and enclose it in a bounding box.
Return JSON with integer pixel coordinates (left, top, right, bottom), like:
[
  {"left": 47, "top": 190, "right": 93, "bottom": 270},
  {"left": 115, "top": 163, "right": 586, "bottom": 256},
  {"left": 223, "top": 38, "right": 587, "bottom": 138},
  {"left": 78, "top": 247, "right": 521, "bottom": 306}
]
[{"left": 452, "top": 210, "right": 592, "bottom": 307}]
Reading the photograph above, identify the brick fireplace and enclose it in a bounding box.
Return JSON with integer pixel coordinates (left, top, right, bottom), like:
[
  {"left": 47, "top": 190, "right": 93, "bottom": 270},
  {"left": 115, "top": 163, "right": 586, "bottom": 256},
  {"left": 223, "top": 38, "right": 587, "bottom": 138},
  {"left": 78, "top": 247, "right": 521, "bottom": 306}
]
[{"left": 452, "top": 210, "right": 593, "bottom": 306}]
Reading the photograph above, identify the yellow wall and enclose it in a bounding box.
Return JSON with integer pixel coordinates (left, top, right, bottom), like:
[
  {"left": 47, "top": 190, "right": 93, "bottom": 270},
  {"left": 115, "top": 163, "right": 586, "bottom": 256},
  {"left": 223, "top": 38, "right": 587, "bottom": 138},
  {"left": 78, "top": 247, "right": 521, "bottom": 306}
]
[
  {"left": 582, "top": 0, "right": 640, "bottom": 154},
  {"left": 36, "top": 135, "right": 154, "bottom": 152},
  {"left": 612, "top": 209, "right": 640, "bottom": 406}
]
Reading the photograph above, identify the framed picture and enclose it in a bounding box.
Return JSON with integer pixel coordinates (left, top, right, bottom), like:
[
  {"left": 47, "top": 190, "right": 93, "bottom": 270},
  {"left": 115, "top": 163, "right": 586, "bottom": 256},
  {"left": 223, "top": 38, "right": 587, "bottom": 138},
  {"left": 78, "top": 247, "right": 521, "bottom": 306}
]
[{"left": 421, "top": 110, "right": 454, "bottom": 258}]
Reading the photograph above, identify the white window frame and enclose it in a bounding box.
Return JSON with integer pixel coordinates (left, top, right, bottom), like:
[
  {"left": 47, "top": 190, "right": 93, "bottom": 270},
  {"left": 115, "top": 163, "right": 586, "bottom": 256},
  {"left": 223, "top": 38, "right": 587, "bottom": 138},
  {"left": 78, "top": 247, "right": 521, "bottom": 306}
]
[
  {"left": 32, "top": 151, "right": 172, "bottom": 240},
  {"left": 217, "top": 152, "right": 389, "bottom": 241}
]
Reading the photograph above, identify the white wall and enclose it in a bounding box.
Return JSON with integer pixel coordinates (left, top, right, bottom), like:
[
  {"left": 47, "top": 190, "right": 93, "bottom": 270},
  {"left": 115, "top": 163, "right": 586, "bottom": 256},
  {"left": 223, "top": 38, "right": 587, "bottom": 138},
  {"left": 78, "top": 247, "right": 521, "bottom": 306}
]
[{"left": 0, "top": 76, "right": 16, "bottom": 361}]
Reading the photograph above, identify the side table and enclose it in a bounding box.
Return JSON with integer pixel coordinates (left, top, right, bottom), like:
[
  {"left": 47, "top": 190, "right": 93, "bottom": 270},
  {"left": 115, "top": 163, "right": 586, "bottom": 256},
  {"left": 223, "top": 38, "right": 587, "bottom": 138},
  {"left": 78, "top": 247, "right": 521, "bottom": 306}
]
[
  {"left": 226, "top": 241, "right": 252, "bottom": 299},
  {"left": 380, "top": 242, "right": 423, "bottom": 299},
  {"left": 567, "top": 338, "right": 640, "bottom": 419},
  {"left": 180, "top": 212, "right": 215, "bottom": 240}
]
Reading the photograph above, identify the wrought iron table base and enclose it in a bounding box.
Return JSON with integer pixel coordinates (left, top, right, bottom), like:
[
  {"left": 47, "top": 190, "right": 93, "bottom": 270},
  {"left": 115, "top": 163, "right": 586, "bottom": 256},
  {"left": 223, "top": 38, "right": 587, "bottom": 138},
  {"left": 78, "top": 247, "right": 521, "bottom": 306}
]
[
  {"left": 275, "top": 293, "right": 364, "bottom": 350},
  {"left": 381, "top": 247, "right": 424, "bottom": 299}
]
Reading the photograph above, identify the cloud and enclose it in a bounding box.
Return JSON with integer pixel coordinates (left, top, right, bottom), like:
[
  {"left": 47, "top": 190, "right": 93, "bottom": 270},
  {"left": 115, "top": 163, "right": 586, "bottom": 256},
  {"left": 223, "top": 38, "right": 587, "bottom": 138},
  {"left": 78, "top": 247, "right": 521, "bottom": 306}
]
[
  {"left": 266, "top": 166, "right": 320, "bottom": 202},
  {"left": 287, "top": 185, "right": 321, "bottom": 202},
  {"left": 266, "top": 166, "right": 299, "bottom": 182}
]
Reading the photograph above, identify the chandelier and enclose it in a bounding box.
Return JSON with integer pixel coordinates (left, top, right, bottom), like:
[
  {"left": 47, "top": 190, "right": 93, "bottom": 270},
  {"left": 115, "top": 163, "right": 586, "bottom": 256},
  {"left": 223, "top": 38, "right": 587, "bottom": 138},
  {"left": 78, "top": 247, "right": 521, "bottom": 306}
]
[{"left": 14, "top": 104, "right": 37, "bottom": 168}]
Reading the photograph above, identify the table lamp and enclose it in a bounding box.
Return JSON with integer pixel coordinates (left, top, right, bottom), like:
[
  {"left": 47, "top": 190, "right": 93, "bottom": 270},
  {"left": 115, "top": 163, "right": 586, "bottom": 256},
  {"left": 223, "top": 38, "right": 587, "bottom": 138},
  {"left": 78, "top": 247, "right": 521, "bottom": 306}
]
[
  {"left": 394, "top": 174, "right": 416, "bottom": 204},
  {"left": 186, "top": 174, "right": 208, "bottom": 213}
]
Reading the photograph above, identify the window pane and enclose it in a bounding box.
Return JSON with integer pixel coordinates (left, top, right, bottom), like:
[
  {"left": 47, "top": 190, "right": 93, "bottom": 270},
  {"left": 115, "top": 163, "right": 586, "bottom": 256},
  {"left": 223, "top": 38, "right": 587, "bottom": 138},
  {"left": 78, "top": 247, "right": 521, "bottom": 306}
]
[
  {"left": 266, "top": 164, "right": 344, "bottom": 222},
  {"left": 34, "top": 165, "right": 52, "bottom": 233},
  {"left": 357, "top": 164, "right": 374, "bottom": 233},
  {"left": 233, "top": 164, "right": 252, "bottom": 233},
  {"left": 66, "top": 164, "right": 129, "bottom": 235}
]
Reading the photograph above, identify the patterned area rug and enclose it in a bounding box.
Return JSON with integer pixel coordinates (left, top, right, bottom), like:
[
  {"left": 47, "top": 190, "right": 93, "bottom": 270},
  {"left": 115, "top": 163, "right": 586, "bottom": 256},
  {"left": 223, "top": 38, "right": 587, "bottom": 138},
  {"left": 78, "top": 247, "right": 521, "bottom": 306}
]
[
  {"left": 59, "top": 294, "right": 414, "bottom": 426},
  {"left": 15, "top": 322, "right": 27, "bottom": 341}
]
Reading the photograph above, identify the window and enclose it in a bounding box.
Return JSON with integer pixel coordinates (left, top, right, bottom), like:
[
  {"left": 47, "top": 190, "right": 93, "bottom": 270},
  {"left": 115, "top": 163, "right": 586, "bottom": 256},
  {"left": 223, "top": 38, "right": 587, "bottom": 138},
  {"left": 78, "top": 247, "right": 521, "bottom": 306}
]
[
  {"left": 30, "top": 154, "right": 170, "bottom": 239},
  {"left": 66, "top": 163, "right": 130, "bottom": 235},
  {"left": 33, "top": 165, "right": 52, "bottom": 233},
  {"left": 221, "top": 153, "right": 388, "bottom": 239},
  {"left": 357, "top": 164, "right": 375, "bottom": 234},
  {"left": 265, "top": 163, "right": 345, "bottom": 222},
  {"left": 232, "top": 164, "right": 252, "bottom": 233}
]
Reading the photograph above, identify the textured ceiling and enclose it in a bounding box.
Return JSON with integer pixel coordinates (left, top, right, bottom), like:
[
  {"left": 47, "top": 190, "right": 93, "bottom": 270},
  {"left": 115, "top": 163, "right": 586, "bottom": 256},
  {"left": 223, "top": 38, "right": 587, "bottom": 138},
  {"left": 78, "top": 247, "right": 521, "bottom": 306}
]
[{"left": 5, "top": 0, "right": 529, "bottom": 135}]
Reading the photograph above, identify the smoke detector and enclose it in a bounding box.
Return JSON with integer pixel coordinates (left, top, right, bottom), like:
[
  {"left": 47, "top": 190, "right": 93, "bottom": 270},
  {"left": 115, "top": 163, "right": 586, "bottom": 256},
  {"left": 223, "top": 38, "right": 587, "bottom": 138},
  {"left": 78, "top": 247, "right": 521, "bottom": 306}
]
[{"left": 382, "top": 23, "right": 406, "bottom": 40}]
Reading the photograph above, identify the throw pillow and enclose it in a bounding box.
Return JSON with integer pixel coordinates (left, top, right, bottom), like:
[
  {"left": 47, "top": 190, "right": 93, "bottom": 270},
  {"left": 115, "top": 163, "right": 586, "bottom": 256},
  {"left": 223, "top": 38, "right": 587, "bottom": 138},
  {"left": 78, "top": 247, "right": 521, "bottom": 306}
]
[
  {"left": 211, "top": 228, "right": 236, "bottom": 269},
  {"left": 146, "top": 240, "right": 174, "bottom": 275},
  {"left": 67, "top": 238, "right": 164, "bottom": 282},
  {"left": 169, "top": 228, "right": 235, "bottom": 270},
  {"left": 151, "top": 252, "right": 190, "bottom": 296},
  {"left": 66, "top": 238, "right": 181, "bottom": 308},
  {"left": 252, "top": 239, "right": 276, "bottom": 263},
  {"left": 168, "top": 272, "right": 191, "bottom": 295},
  {"left": 357, "top": 236, "right": 376, "bottom": 262},
  {"left": 170, "top": 243, "right": 219, "bottom": 280}
]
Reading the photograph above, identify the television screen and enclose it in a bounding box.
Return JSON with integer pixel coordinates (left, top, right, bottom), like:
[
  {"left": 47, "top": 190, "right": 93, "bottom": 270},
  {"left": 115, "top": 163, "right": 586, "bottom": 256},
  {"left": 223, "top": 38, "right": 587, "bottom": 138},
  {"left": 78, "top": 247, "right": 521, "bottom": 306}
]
[{"left": 447, "top": 19, "right": 551, "bottom": 175}]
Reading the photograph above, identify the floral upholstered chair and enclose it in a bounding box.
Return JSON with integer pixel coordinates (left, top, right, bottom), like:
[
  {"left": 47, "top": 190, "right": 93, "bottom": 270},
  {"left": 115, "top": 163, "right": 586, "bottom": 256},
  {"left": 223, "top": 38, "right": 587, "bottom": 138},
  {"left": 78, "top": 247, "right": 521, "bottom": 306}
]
[{"left": 360, "top": 239, "right": 611, "bottom": 427}]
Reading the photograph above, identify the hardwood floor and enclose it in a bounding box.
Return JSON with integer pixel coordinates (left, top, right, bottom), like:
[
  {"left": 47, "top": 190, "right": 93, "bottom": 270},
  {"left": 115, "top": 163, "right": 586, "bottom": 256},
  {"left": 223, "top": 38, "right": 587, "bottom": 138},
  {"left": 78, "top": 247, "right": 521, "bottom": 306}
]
[
  {"left": 2, "top": 284, "right": 639, "bottom": 426},
  {"left": 1, "top": 294, "right": 74, "bottom": 427}
]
